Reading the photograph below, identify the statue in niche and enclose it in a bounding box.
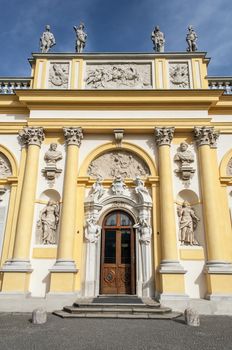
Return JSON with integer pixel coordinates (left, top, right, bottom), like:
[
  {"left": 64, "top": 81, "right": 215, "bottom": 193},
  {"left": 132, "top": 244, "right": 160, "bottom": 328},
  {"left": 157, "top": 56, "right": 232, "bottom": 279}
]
[
  {"left": 174, "top": 142, "right": 195, "bottom": 182},
  {"left": 44, "top": 143, "right": 63, "bottom": 165},
  {"left": 177, "top": 201, "right": 200, "bottom": 246},
  {"left": 85, "top": 216, "right": 101, "bottom": 243},
  {"left": 40, "top": 25, "right": 56, "bottom": 53},
  {"left": 37, "top": 201, "right": 60, "bottom": 245},
  {"left": 133, "top": 218, "right": 152, "bottom": 245},
  {"left": 42, "top": 143, "right": 62, "bottom": 186},
  {"left": 0, "top": 155, "right": 11, "bottom": 178},
  {"left": 73, "top": 23, "right": 87, "bottom": 53},
  {"left": 134, "top": 176, "right": 151, "bottom": 203},
  {"left": 111, "top": 175, "right": 126, "bottom": 195},
  {"left": 89, "top": 177, "right": 105, "bottom": 202},
  {"left": 151, "top": 26, "right": 165, "bottom": 52},
  {"left": 186, "top": 25, "right": 198, "bottom": 52}
]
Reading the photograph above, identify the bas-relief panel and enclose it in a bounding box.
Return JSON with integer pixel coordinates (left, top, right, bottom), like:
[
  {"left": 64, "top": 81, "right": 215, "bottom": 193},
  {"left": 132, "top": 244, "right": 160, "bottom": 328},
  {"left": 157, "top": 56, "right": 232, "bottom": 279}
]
[
  {"left": 227, "top": 157, "right": 232, "bottom": 176},
  {"left": 0, "top": 153, "right": 12, "bottom": 178},
  {"left": 84, "top": 63, "right": 152, "bottom": 89},
  {"left": 168, "top": 62, "right": 190, "bottom": 89},
  {"left": 87, "top": 150, "right": 151, "bottom": 179},
  {"left": 48, "top": 62, "right": 70, "bottom": 89}
]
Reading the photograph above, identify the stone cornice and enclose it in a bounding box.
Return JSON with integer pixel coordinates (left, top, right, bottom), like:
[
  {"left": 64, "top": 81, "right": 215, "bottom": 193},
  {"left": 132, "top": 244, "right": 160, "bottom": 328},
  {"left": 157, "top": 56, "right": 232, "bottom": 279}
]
[{"left": 15, "top": 89, "right": 223, "bottom": 110}]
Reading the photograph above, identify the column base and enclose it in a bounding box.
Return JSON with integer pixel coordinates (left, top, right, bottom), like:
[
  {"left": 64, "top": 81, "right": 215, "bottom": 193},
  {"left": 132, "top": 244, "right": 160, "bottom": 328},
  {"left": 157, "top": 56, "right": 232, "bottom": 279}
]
[
  {"left": 205, "top": 262, "right": 232, "bottom": 299},
  {"left": 159, "top": 260, "right": 186, "bottom": 274},
  {"left": 50, "top": 259, "right": 78, "bottom": 273},
  {"left": 1, "top": 259, "right": 32, "bottom": 272}
]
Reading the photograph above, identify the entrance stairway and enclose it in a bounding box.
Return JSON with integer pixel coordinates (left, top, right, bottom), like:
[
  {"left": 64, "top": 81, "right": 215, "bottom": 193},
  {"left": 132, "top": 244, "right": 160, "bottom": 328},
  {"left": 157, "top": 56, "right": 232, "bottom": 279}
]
[{"left": 53, "top": 296, "right": 181, "bottom": 319}]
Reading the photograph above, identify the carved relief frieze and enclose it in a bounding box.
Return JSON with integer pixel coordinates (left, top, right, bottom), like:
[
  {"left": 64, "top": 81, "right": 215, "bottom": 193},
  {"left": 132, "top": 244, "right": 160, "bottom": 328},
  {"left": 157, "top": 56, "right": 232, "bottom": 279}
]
[
  {"left": 0, "top": 153, "right": 12, "bottom": 178},
  {"left": 87, "top": 150, "right": 151, "bottom": 179},
  {"left": 169, "top": 62, "right": 190, "bottom": 89},
  {"left": 48, "top": 62, "right": 69, "bottom": 88},
  {"left": 85, "top": 63, "right": 152, "bottom": 89}
]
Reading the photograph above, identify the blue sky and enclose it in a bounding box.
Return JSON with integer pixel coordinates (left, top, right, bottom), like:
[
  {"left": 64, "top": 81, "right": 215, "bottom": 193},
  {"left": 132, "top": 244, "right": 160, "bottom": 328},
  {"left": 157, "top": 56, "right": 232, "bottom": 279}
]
[{"left": 0, "top": 0, "right": 231, "bottom": 77}]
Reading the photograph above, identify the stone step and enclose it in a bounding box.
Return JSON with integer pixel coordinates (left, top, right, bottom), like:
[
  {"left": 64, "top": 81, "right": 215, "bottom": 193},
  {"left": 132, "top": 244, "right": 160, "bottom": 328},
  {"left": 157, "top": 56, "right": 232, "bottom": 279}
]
[
  {"left": 92, "top": 296, "right": 144, "bottom": 304},
  {"left": 53, "top": 310, "right": 181, "bottom": 319},
  {"left": 73, "top": 302, "right": 160, "bottom": 309},
  {"left": 64, "top": 305, "right": 172, "bottom": 314}
]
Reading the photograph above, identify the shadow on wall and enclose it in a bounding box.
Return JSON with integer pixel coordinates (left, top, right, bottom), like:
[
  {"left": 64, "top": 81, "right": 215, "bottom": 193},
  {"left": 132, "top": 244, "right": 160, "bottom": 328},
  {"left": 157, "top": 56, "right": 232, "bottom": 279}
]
[{"left": 194, "top": 268, "right": 207, "bottom": 299}]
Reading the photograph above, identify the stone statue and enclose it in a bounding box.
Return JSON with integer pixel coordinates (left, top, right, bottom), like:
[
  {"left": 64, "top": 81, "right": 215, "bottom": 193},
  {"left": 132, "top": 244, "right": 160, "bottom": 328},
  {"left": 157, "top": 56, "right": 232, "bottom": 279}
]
[
  {"left": 186, "top": 25, "right": 198, "bottom": 52},
  {"left": 85, "top": 216, "right": 101, "bottom": 243},
  {"left": 111, "top": 175, "right": 126, "bottom": 195},
  {"left": 37, "top": 201, "right": 60, "bottom": 244},
  {"left": 42, "top": 144, "right": 62, "bottom": 186},
  {"left": 174, "top": 142, "right": 194, "bottom": 166},
  {"left": 134, "top": 176, "right": 151, "bottom": 203},
  {"left": 133, "top": 218, "right": 152, "bottom": 245},
  {"left": 44, "top": 143, "right": 62, "bottom": 165},
  {"left": 40, "top": 25, "right": 56, "bottom": 53},
  {"left": 174, "top": 142, "right": 195, "bottom": 182},
  {"left": 89, "top": 177, "right": 105, "bottom": 201},
  {"left": 151, "top": 26, "right": 165, "bottom": 52},
  {"left": 73, "top": 23, "right": 87, "bottom": 53},
  {"left": 177, "top": 201, "right": 200, "bottom": 246}
]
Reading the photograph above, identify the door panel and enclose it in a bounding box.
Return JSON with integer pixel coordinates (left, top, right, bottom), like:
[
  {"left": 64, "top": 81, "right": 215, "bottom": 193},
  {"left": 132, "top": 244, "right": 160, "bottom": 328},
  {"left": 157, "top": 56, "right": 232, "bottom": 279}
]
[{"left": 100, "top": 211, "right": 135, "bottom": 295}]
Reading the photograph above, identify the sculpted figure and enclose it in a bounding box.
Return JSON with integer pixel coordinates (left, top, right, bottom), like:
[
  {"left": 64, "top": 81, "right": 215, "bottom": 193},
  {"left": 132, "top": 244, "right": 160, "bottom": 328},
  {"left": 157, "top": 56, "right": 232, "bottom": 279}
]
[
  {"left": 73, "top": 23, "right": 87, "bottom": 53},
  {"left": 134, "top": 176, "right": 151, "bottom": 203},
  {"left": 0, "top": 156, "right": 11, "bottom": 177},
  {"left": 89, "top": 177, "right": 105, "bottom": 201},
  {"left": 174, "top": 142, "right": 194, "bottom": 166},
  {"left": 186, "top": 25, "right": 198, "bottom": 52},
  {"left": 177, "top": 201, "right": 200, "bottom": 245},
  {"left": 37, "top": 201, "right": 60, "bottom": 244},
  {"left": 85, "top": 216, "right": 101, "bottom": 243},
  {"left": 111, "top": 175, "right": 126, "bottom": 195},
  {"left": 151, "top": 26, "right": 165, "bottom": 52},
  {"left": 49, "top": 64, "right": 69, "bottom": 87},
  {"left": 133, "top": 218, "right": 152, "bottom": 245},
  {"left": 40, "top": 25, "right": 56, "bottom": 53},
  {"left": 44, "top": 143, "right": 62, "bottom": 165}
]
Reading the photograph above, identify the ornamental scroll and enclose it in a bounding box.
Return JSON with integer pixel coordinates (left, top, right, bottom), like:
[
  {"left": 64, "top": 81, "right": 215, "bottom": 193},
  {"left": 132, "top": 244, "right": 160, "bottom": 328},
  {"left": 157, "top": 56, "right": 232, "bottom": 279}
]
[{"left": 87, "top": 150, "right": 151, "bottom": 179}]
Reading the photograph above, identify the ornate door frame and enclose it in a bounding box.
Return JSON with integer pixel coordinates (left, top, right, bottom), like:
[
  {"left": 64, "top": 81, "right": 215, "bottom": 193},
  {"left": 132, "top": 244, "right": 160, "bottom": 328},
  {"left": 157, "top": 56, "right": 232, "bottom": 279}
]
[
  {"left": 100, "top": 210, "right": 136, "bottom": 295},
  {"left": 84, "top": 189, "right": 154, "bottom": 298}
]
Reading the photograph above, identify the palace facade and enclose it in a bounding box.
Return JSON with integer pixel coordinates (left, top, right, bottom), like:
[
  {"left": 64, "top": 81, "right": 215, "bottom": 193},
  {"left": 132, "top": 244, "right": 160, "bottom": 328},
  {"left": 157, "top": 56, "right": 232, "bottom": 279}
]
[{"left": 0, "top": 51, "right": 232, "bottom": 311}]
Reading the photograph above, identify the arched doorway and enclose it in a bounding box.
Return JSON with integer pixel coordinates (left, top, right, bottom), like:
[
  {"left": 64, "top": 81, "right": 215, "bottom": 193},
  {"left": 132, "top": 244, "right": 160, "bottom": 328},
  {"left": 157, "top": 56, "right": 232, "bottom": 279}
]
[{"left": 100, "top": 210, "right": 136, "bottom": 295}]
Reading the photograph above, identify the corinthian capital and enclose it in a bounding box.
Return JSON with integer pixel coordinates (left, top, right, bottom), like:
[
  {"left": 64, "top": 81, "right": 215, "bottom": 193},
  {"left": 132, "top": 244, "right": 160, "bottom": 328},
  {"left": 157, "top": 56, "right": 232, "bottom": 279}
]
[
  {"left": 19, "top": 127, "right": 45, "bottom": 147},
  {"left": 154, "top": 127, "right": 175, "bottom": 146},
  {"left": 194, "top": 126, "right": 219, "bottom": 148},
  {"left": 63, "top": 127, "right": 83, "bottom": 146}
]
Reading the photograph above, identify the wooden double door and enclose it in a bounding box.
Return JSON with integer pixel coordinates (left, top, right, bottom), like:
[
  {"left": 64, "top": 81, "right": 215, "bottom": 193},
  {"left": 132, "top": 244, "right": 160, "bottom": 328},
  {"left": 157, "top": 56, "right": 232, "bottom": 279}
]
[{"left": 100, "top": 210, "right": 136, "bottom": 295}]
